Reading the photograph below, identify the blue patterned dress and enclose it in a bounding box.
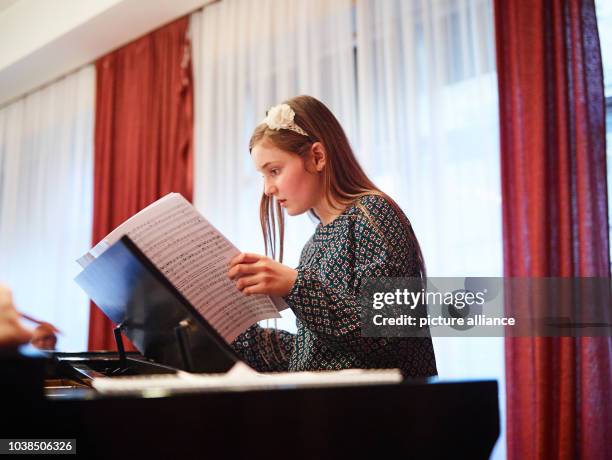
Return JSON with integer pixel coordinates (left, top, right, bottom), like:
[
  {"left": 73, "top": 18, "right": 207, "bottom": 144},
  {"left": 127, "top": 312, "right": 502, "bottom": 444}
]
[{"left": 231, "top": 194, "right": 437, "bottom": 377}]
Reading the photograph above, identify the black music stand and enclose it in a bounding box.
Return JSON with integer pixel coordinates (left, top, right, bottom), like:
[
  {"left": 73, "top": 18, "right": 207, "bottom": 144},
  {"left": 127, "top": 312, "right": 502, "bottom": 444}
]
[{"left": 75, "top": 236, "right": 240, "bottom": 374}]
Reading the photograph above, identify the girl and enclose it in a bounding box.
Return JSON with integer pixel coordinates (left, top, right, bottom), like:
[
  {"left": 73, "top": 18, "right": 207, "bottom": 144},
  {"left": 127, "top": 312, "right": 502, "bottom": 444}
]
[{"left": 228, "top": 95, "right": 437, "bottom": 377}]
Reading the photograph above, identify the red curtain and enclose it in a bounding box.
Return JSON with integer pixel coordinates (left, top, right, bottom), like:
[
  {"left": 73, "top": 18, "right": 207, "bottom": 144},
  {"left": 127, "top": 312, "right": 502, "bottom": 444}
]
[
  {"left": 495, "top": 0, "right": 610, "bottom": 458},
  {"left": 88, "top": 16, "right": 194, "bottom": 351}
]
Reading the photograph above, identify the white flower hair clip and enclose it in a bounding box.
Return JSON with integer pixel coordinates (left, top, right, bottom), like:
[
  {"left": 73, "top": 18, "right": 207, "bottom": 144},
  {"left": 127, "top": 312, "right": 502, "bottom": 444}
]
[{"left": 261, "top": 103, "right": 309, "bottom": 137}]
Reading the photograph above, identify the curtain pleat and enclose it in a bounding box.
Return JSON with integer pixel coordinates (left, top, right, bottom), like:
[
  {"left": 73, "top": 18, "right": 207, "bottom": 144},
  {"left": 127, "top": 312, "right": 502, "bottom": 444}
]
[
  {"left": 494, "top": 0, "right": 611, "bottom": 457},
  {"left": 88, "top": 16, "right": 194, "bottom": 350}
]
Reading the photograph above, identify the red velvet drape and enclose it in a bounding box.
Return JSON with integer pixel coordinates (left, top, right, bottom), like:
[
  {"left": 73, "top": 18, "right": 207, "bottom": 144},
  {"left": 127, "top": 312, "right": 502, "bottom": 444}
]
[
  {"left": 88, "top": 16, "right": 194, "bottom": 351},
  {"left": 495, "top": 0, "right": 611, "bottom": 458}
]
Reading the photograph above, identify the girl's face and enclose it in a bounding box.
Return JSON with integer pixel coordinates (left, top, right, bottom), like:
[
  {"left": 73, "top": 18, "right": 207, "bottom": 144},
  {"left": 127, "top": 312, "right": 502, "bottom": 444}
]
[{"left": 251, "top": 140, "right": 323, "bottom": 216}]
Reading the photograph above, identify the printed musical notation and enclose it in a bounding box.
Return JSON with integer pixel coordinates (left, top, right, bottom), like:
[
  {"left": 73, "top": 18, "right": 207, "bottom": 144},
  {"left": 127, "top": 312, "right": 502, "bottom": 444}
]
[{"left": 78, "top": 193, "right": 281, "bottom": 343}]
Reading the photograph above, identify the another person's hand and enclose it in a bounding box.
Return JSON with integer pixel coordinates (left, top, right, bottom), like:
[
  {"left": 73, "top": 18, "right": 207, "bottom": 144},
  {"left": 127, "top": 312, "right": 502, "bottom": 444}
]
[
  {"left": 0, "top": 284, "right": 33, "bottom": 348},
  {"left": 31, "top": 323, "right": 58, "bottom": 350},
  {"left": 228, "top": 253, "right": 298, "bottom": 297}
]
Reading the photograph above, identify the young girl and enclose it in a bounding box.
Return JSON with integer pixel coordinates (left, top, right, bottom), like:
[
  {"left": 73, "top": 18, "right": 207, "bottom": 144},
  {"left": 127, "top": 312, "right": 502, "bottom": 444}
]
[{"left": 228, "top": 95, "right": 437, "bottom": 377}]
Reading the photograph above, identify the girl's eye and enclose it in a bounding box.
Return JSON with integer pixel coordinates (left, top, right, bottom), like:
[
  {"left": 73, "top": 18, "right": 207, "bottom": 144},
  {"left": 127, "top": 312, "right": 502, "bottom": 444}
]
[{"left": 270, "top": 169, "right": 280, "bottom": 176}]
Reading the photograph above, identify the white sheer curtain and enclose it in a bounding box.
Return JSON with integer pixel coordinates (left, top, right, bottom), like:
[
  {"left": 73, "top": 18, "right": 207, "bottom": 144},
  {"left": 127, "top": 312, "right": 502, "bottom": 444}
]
[
  {"left": 192, "top": 1, "right": 505, "bottom": 456},
  {"left": 355, "top": 1, "right": 505, "bottom": 458},
  {"left": 356, "top": 0, "right": 501, "bottom": 276},
  {"left": 190, "top": 0, "right": 357, "bottom": 332},
  {"left": 0, "top": 66, "right": 95, "bottom": 351}
]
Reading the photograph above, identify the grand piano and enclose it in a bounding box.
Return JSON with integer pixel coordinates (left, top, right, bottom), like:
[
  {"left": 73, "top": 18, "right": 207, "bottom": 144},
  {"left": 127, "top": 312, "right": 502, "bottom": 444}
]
[
  {"left": 1, "top": 237, "right": 500, "bottom": 459},
  {"left": 2, "top": 350, "right": 499, "bottom": 459}
]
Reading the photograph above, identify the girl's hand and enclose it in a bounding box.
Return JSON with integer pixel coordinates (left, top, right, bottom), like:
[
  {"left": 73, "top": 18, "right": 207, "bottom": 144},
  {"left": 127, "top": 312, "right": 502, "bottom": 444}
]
[{"left": 227, "top": 253, "right": 297, "bottom": 297}]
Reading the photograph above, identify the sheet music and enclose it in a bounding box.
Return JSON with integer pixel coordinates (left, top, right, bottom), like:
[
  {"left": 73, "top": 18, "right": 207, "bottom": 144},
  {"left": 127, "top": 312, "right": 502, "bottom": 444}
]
[
  {"left": 92, "top": 362, "right": 403, "bottom": 395},
  {"left": 77, "top": 193, "right": 281, "bottom": 343}
]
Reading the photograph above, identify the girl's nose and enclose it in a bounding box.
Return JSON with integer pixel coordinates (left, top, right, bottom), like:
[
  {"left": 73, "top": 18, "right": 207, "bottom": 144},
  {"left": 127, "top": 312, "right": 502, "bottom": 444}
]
[{"left": 264, "top": 181, "right": 277, "bottom": 197}]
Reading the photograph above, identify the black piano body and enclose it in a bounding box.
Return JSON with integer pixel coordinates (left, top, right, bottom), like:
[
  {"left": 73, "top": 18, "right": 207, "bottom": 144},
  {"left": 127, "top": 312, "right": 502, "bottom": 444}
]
[{"left": 2, "top": 350, "right": 500, "bottom": 460}]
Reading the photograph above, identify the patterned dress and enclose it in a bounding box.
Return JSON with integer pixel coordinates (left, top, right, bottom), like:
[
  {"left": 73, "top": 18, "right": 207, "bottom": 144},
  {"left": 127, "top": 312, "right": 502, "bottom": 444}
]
[{"left": 231, "top": 194, "right": 437, "bottom": 377}]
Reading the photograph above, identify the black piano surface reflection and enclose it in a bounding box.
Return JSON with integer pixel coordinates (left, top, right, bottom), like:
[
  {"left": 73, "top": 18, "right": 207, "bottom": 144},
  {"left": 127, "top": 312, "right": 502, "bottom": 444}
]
[{"left": 3, "top": 350, "right": 500, "bottom": 460}]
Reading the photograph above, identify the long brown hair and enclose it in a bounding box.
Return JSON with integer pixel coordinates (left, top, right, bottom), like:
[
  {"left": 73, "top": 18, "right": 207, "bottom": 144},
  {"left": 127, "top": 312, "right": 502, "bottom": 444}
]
[{"left": 249, "top": 95, "right": 426, "bottom": 279}]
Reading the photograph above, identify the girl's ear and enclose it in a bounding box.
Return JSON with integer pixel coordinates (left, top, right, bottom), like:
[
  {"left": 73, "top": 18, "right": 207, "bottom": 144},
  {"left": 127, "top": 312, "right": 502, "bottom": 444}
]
[{"left": 311, "top": 142, "right": 327, "bottom": 172}]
